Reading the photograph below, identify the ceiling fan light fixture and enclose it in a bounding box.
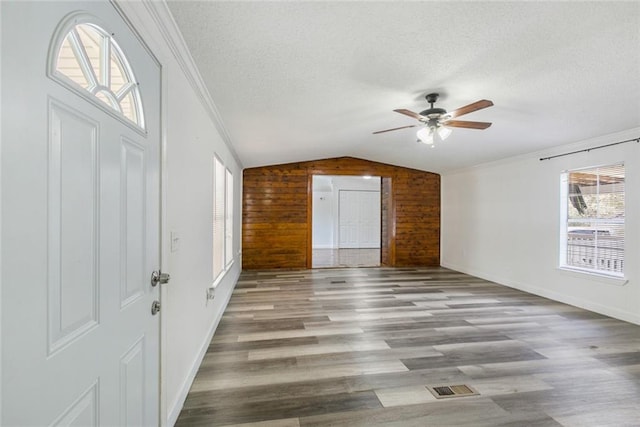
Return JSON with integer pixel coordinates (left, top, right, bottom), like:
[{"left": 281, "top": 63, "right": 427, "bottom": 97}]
[
  {"left": 417, "top": 126, "right": 434, "bottom": 145},
  {"left": 438, "top": 125, "right": 452, "bottom": 140},
  {"left": 418, "top": 124, "right": 451, "bottom": 145}
]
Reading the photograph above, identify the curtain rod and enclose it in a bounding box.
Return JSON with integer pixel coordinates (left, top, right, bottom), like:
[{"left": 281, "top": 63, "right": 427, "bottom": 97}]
[{"left": 539, "top": 137, "right": 640, "bottom": 161}]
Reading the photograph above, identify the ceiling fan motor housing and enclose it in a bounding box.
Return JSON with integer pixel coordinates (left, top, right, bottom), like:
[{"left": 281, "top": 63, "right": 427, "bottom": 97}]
[
  {"left": 420, "top": 93, "right": 447, "bottom": 118},
  {"left": 425, "top": 93, "right": 440, "bottom": 103},
  {"left": 419, "top": 107, "right": 447, "bottom": 118}
]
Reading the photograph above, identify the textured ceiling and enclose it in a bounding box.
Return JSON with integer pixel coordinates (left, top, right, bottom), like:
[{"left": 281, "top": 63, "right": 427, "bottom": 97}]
[{"left": 166, "top": 1, "right": 640, "bottom": 173}]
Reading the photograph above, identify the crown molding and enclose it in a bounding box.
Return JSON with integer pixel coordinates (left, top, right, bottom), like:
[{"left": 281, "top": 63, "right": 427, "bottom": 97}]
[{"left": 117, "top": 0, "right": 243, "bottom": 168}]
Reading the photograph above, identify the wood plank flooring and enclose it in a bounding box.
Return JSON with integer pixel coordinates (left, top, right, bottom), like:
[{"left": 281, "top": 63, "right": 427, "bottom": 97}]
[{"left": 176, "top": 268, "right": 640, "bottom": 426}]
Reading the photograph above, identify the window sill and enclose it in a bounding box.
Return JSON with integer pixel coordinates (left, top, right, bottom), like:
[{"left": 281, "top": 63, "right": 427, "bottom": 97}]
[
  {"left": 212, "top": 259, "right": 235, "bottom": 289},
  {"left": 557, "top": 267, "right": 628, "bottom": 286}
]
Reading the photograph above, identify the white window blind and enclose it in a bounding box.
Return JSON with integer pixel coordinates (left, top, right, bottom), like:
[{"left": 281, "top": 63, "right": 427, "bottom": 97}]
[
  {"left": 561, "top": 163, "right": 625, "bottom": 276},
  {"left": 213, "top": 157, "right": 226, "bottom": 281},
  {"left": 225, "top": 169, "right": 233, "bottom": 266}
]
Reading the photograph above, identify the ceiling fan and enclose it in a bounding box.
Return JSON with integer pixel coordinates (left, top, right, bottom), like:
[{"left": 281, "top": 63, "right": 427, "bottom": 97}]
[{"left": 374, "top": 93, "right": 493, "bottom": 145}]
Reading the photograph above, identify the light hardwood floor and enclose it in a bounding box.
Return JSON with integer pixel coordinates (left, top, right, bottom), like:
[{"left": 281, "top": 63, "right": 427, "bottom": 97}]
[{"left": 176, "top": 267, "right": 640, "bottom": 426}]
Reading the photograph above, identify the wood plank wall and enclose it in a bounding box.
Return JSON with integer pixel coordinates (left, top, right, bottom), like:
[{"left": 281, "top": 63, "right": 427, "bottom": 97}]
[{"left": 242, "top": 157, "right": 440, "bottom": 269}]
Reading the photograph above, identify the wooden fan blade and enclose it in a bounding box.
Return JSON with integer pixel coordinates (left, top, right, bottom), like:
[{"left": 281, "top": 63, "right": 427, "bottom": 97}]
[
  {"left": 448, "top": 100, "right": 493, "bottom": 119},
  {"left": 373, "top": 125, "right": 417, "bottom": 134},
  {"left": 393, "top": 109, "right": 422, "bottom": 120},
  {"left": 443, "top": 120, "right": 492, "bottom": 129}
]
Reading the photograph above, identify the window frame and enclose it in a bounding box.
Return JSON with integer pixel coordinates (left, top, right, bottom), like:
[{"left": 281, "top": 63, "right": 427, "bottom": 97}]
[
  {"left": 559, "top": 162, "right": 625, "bottom": 280},
  {"left": 48, "top": 12, "right": 146, "bottom": 135},
  {"left": 225, "top": 168, "right": 234, "bottom": 269},
  {"left": 212, "top": 156, "right": 234, "bottom": 287}
]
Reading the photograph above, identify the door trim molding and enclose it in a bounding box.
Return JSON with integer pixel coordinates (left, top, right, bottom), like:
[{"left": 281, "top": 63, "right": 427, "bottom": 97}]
[
  {"left": 306, "top": 175, "right": 313, "bottom": 269},
  {"left": 308, "top": 173, "right": 394, "bottom": 268}
]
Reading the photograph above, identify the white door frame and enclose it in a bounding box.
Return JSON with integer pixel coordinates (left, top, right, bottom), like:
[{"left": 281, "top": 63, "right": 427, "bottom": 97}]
[{"left": 0, "top": 3, "right": 4, "bottom": 422}]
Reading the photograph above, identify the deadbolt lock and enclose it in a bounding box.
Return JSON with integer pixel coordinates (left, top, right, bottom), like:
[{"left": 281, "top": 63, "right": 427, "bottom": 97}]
[
  {"left": 151, "top": 300, "right": 161, "bottom": 315},
  {"left": 151, "top": 270, "right": 170, "bottom": 287}
]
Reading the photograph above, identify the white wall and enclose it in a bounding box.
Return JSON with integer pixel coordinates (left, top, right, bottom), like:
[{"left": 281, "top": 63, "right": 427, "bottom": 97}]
[
  {"left": 442, "top": 127, "right": 640, "bottom": 325},
  {"left": 162, "top": 68, "right": 241, "bottom": 426},
  {"left": 312, "top": 191, "right": 334, "bottom": 248},
  {"left": 114, "top": 2, "right": 243, "bottom": 425}
]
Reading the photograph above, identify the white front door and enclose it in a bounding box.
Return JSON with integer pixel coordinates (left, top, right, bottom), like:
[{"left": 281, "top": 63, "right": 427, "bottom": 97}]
[{"left": 1, "top": 2, "right": 161, "bottom": 425}]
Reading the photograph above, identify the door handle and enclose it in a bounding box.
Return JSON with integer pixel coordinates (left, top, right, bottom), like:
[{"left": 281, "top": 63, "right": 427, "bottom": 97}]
[{"left": 150, "top": 270, "right": 170, "bottom": 287}]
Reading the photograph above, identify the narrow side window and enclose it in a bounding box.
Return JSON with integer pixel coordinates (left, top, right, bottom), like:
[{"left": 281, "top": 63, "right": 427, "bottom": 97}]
[
  {"left": 225, "top": 169, "right": 234, "bottom": 267},
  {"left": 213, "top": 157, "right": 226, "bottom": 281}
]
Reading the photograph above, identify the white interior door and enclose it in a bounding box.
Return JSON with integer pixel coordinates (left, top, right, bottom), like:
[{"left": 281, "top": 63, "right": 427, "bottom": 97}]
[
  {"left": 1, "top": 2, "right": 161, "bottom": 426},
  {"left": 339, "top": 190, "right": 381, "bottom": 249},
  {"left": 339, "top": 190, "right": 359, "bottom": 248},
  {"left": 359, "top": 191, "right": 381, "bottom": 248}
]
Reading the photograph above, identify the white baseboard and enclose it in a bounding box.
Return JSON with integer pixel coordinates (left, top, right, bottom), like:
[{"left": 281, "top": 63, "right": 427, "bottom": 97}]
[
  {"left": 441, "top": 261, "right": 640, "bottom": 326},
  {"left": 167, "top": 267, "right": 240, "bottom": 426},
  {"left": 312, "top": 244, "right": 335, "bottom": 249}
]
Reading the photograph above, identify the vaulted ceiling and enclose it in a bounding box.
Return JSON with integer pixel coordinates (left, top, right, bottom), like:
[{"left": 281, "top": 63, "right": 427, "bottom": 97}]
[{"left": 166, "top": 1, "right": 640, "bottom": 173}]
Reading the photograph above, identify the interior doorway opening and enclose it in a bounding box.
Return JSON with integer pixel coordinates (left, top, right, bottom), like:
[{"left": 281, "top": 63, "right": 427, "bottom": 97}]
[{"left": 312, "top": 175, "right": 382, "bottom": 268}]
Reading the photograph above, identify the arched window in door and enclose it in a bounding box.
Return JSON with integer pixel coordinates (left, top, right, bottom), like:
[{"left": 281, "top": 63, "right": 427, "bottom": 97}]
[{"left": 51, "top": 19, "right": 145, "bottom": 129}]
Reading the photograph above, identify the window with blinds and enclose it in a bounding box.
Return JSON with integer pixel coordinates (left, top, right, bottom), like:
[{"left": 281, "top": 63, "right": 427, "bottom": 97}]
[
  {"left": 213, "top": 157, "right": 226, "bottom": 281},
  {"left": 225, "top": 169, "right": 233, "bottom": 267},
  {"left": 560, "top": 163, "right": 625, "bottom": 277}
]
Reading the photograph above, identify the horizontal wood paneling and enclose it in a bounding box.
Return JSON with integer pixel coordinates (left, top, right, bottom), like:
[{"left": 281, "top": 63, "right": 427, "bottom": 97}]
[
  {"left": 242, "top": 157, "right": 440, "bottom": 269},
  {"left": 393, "top": 168, "right": 440, "bottom": 267},
  {"left": 243, "top": 167, "right": 308, "bottom": 268}
]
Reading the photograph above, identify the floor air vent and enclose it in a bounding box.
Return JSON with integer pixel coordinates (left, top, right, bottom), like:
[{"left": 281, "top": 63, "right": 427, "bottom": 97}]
[{"left": 427, "top": 384, "right": 478, "bottom": 399}]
